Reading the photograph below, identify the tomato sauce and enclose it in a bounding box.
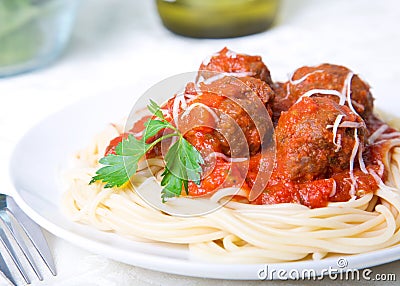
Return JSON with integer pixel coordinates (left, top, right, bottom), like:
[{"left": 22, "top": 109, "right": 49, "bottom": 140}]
[
  {"left": 104, "top": 48, "right": 396, "bottom": 208},
  {"left": 187, "top": 158, "right": 249, "bottom": 197}
]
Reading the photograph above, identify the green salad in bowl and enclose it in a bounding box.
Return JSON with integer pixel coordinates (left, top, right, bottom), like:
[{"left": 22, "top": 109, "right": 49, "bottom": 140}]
[{"left": 0, "top": 0, "right": 79, "bottom": 77}]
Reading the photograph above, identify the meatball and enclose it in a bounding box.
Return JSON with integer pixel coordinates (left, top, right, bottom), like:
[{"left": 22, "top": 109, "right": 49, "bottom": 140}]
[
  {"left": 199, "top": 75, "right": 275, "bottom": 117},
  {"left": 239, "top": 76, "right": 275, "bottom": 107},
  {"left": 216, "top": 97, "right": 265, "bottom": 157},
  {"left": 196, "top": 75, "right": 273, "bottom": 157},
  {"left": 271, "top": 64, "right": 374, "bottom": 120},
  {"left": 176, "top": 87, "right": 269, "bottom": 157},
  {"left": 198, "top": 47, "right": 273, "bottom": 84},
  {"left": 275, "top": 96, "right": 366, "bottom": 182}
]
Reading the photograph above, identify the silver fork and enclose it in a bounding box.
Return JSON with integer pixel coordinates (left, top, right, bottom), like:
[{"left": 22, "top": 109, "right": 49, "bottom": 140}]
[{"left": 0, "top": 193, "right": 56, "bottom": 285}]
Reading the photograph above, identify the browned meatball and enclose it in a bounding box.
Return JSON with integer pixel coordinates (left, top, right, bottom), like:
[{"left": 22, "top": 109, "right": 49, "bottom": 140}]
[
  {"left": 215, "top": 97, "right": 264, "bottom": 157},
  {"left": 198, "top": 47, "right": 273, "bottom": 84},
  {"left": 275, "top": 96, "right": 366, "bottom": 182},
  {"left": 199, "top": 75, "right": 275, "bottom": 117},
  {"left": 239, "top": 76, "right": 275, "bottom": 106},
  {"left": 271, "top": 64, "right": 374, "bottom": 121},
  {"left": 195, "top": 75, "right": 273, "bottom": 157}
]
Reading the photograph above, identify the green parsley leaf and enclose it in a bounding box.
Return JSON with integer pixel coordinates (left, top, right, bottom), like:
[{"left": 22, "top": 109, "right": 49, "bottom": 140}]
[
  {"left": 90, "top": 134, "right": 150, "bottom": 187},
  {"left": 143, "top": 119, "right": 172, "bottom": 141},
  {"left": 161, "top": 138, "right": 204, "bottom": 201},
  {"left": 148, "top": 99, "right": 165, "bottom": 120},
  {"left": 160, "top": 168, "right": 183, "bottom": 201},
  {"left": 91, "top": 100, "right": 204, "bottom": 202},
  {"left": 179, "top": 138, "right": 204, "bottom": 184}
]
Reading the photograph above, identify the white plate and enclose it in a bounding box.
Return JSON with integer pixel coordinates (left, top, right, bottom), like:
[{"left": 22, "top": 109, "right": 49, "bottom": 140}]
[{"left": 8, "top": 92, "right": 400, "bottom": 280}]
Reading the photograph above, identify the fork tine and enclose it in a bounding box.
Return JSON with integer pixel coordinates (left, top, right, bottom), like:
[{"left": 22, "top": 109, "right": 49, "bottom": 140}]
[
  {"left": 0, "top": 195, "right": 56, "bottom": 284},
  {"left": 5, "top": 200, "right": 57, "bottom": 276},
  {"left": 0, "top": 218, "right": 31, "bottom": 284},
  {"left": 5, "top": 208, "right": 44, "bottom": 281},
  {"left": 0, "top": 243, "right": 18, "bottom": 286}
]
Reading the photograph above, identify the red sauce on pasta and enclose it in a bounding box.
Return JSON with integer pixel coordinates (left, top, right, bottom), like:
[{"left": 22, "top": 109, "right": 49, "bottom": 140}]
[{"left": 105, "top": 48, "right": 397, "bottom": 208}]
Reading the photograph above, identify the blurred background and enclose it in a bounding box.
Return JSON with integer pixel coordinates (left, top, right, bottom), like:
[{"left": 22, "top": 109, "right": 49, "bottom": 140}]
[
  {"left": 1, "top": 0, "right": 399, "bottom": 143},
  {"left": 1, "top": 0, "right": 399, "bottom": 103},
  {"left": 1, "top": 0, "right": 399, "bottom": 105},
  {"left": 1, "top": 0, "right": 400, "bottom": 285}
]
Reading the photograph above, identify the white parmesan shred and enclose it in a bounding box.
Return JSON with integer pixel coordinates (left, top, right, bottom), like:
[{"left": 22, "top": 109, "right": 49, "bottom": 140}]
[
  {"left": 172, "top": 94, "right": 187, "bottom": 128},
  {"left": 328, "top": 114, "right": 344, "bottom": 152},
  {"left": 296, "top": 89, "right": 345, "bottom": 104},
  {"left": 349, "top": 128, "right": 360, "bottom": 195},
  {"left": 329, "top": 180, "right": 337, "bottom": 197},
  {"left": 368, "top": 124, "right": 389, "bottom": 144},
  {"left": 184, "top": 93, "right": 198, "bottom": 100},
  {"left": 380, "top": 132, "right": 400, "bottom": 140},
  {"left": 205, "top": 152, "right": 248, "bottom": 163},
  {"left": 202, "top": 72, "right": 255, "bottom": 85},
  {"left": 343, "top": 72, "right": 358, "bottom": 114},
  {"left": 377, "top": 160, "right": 385, "bottom": 177},
  {"left": 326, "top": 121, "right": 364, "bottom": 129},
  {"left": 180, "top": 102, "right": 220, "bottom": 123},
  {"left": 225, "top": 50, "right": 237, "bottom": 58},
  {"left": 289, "top": 70, "right": 324, "bottom": 85},
  {"left": 201, "top": 51, "right": 220, "bottom": 66},
  {"left": 284, "top": 82, "right": 291, "bottom": 99},
  {"left": 133, "top": 130, "right": 144, "bottom": 138},
  {"left": 358, "top": 144, "right": 368, "bottom": 174},
  {"left": 368, "top": 168, "right": 383, "bottom": 185},
  {"left": 336, "top": 121, "right": 365, "bottom": 128},
  {"left": 335, "top": 134, "right": 342, "bottom": 152}
]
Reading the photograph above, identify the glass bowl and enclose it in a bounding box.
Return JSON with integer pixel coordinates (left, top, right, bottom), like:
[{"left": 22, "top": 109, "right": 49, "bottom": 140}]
[{"left": 0, "top": 0, "right": 80, "bottom": 78}]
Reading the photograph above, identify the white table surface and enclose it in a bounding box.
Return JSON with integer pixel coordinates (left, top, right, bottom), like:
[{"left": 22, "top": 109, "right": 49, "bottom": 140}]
[{"left": 1, "top": 0, "right": 400, "bottom": 285}]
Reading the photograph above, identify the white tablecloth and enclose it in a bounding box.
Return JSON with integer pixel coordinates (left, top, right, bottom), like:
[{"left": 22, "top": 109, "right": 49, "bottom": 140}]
[{"left": 1, "top": 0, "right": 400, "bottom": 285}]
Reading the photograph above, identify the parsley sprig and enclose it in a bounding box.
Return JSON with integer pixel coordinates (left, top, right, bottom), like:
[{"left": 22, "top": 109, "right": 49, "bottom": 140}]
[{"left": 90, "top": 100, "right": 204, "bottom": 201}]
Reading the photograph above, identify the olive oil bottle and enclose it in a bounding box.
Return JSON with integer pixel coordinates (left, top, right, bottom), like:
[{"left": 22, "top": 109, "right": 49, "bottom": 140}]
[{"left": 156, "top": 0, "right": 279, "bottom": 38}]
